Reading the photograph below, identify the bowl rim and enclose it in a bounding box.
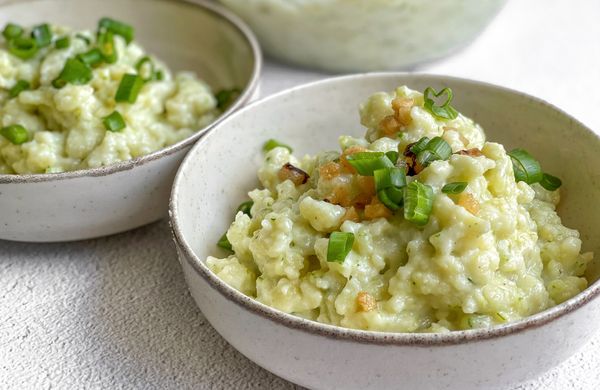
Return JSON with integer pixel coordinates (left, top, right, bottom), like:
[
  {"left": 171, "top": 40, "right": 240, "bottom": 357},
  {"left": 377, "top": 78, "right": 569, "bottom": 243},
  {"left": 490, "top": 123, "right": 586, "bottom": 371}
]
[
  {"left": 0, "top": 0, "right": 262, "bottom": 184},
  {"left": 170, "top": 72, "right": 600, "bottom": 346}
]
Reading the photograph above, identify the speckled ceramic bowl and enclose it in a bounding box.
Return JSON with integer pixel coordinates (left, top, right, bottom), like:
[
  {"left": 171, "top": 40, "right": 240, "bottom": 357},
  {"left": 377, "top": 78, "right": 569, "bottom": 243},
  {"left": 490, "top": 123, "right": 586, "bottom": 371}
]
[
  {"left": 170, "top": 73, "right": 600, "bottom": 390},
  {"left": 0, "top": 0, "right": 261, "bottom": 242}
]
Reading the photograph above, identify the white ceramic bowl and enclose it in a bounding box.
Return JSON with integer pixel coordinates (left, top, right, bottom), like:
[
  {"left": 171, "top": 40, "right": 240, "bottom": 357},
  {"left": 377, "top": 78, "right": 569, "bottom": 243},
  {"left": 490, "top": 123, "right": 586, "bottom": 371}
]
[
  {"left": 0, "top": 0, "right": 261, "bottom": 242},
  {"left": 170, "top": 73, "right": 600, "bottom": 390},
  {"left": 219, "top": 0, "right": 506, "bottom": 72}
]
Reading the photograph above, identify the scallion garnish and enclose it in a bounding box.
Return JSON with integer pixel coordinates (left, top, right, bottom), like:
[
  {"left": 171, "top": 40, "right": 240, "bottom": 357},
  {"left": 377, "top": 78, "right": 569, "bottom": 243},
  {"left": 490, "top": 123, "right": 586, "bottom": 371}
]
[
  {"left": 508, "top": 149, "right": 543, "bottom": 185},
  {"left": 217, "top": 232, "right": 233, "bottom": 251},
  {"left": 374, "top": 167, "right": 406, "bottom": 192},
  {"left": 385, "top": 150, "right": 399, "bottom": 164},
  {"left": 52, "top": 58, "right": 93, "bottom": 88},
  {"left": 404, "top": 181, "right": 434, "bottom": 226},
  {"left": 237, "top": 201, "right": 253, "bottom": 216},
  {"left": 75, "top": 33, "right": 91, "bottom": 46},
  {"left": 540, "top": 173, "right": 562, "bottom": 191},
  {"left": 8, "top": 80, "right": 29, "bottom": 98},
  {"left": 345, "top": 152, "right": 394, "bottom": 176},
  {"left": 54, "top": 36, "right": 70, "bottom": 49},
  {"left": 377, "top": 189, "right": 402, "bottom": 211},
  {"left": 423, "top": 87, "right": 458, "bottom": 120},
  {"left": 135, "top": 56, "right": 156, "bottom": 82},
  {"left": 154, "top": 70, "right": 164, "bottom": 81},
  {"left": 0, "top": 124, "right": 29, "bottom": 145},
  {"left": 215, "top": 88, "right": 241, "bottom": 110},
  {"left": 410, "top": 136, "right": 453, "bottom": 167},
  {"left": 263, "top": 139, "right": 293, "bottom": 153},
  {"left": 97, "top": 31, "right": 117, "bottom": 63},
  {"left": 115, "top": 73, "right": 144, "bottom": 103},
  {"left": 102, "top": 111, "right": 126, "bottom": 132},
  {"left": 326, "top": 232, "right": 355, "bottom": 263},
  {"left": 442, "top": 182, "right": 468, "bottom": 194},
  {"left": 7, "top": 37, "right": 38, "bottom": 60},
  {"left": 2, "top": 23, "right": 23, "bottom": 40},
  {"left": 77, "top": 48, "right": 104, "bottom": 67},
  {"left": 31, "top": 24, "right": 52, "bottom": 48},
  {"left": 98, "top": 17, "right": 134, "bottom": 44},
  {"left": 409, "top": 137, "right": 430, "bottom": 154}
]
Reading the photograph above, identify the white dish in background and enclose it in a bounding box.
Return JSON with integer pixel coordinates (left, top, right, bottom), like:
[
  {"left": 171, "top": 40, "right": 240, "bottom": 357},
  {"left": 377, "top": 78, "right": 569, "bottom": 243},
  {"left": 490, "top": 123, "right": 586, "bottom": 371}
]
[
  {"left": 219, "top": 0, "right": 506, "bottom": 72},
  {"left": 0, "top": 0, "right": 261, "bottom": 242},
  {"left": 170, "top": 73, "right": 600, "bottom": 390}
]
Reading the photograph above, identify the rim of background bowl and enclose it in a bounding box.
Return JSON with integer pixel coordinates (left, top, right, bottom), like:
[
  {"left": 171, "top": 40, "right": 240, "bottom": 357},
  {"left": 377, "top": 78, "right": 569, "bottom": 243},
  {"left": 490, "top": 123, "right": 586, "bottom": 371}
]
[
  {"left": 170, "top": 72, "right": 600, "bottom": 346},
  {"left": 0, "top": 0, "right": 262, "bottom": 184}
]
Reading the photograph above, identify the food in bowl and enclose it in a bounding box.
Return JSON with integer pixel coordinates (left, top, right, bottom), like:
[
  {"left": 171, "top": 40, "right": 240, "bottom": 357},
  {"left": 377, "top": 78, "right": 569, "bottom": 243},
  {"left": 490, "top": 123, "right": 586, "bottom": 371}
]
[
  {"left": 0, "top": 19, "right": 236, "bottom": 174},
  {"left": 206, "top": 85, "right": 593, "bottom": 333},
  {"left": 219, "top": 0, "right": 506, "bottom": 72}
]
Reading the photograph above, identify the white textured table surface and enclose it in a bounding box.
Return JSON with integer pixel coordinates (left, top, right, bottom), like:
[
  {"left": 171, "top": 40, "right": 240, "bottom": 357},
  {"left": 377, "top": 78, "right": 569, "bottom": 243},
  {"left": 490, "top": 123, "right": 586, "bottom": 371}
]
[{"left": 1, "top": 0, "right": 600, "bottom": 389}]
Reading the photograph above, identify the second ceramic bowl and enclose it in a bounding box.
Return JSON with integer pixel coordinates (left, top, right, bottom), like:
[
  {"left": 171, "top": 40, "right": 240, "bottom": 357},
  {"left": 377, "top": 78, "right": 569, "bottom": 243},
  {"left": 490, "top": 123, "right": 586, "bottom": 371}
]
[{"left": 0, "top": 0, "right": 261, "bottom": 242}]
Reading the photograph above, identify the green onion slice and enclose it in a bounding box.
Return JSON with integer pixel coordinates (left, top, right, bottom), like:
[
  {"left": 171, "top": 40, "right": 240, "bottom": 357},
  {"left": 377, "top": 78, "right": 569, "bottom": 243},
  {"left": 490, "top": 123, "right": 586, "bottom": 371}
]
[
  {"left": 423, "top": 87, "right": 459, "bottom": 120},
  {"left": 31, "top": 24, "right": 52, "bottom": 48},
  {"left": 345, "top": 152, "right": 394, "bottom": 176},
  {"left": 54, "top": 36, "right": 70, "bottom": 49},
  {"left": 442, "top": 182, "right": 468, "bottom": 194},
  {"left": 385, "top": 186, "right": 404, "bottom": 204},
  {"left": 77, "top": 48, "right": 104, "bottom": 67},
  {"left": 377, "top": 189, "right": 401, "bottom": 211},
  {"left": 385, "top": 150, "right": 399, "bottom": 164},
  {"left": 540, "top": 173, "right": 562, "bottom": 191},
  {"left": 2, "top": 23, "right": 23, "bottom": 40},
  {"left": 98, "top": 17, "right": 134, "bottom": 44},
  {"left": 217, "top": 232, "right": 233, "bottom": 251},
  {"left": 237, "top": 200, "right": 253, "bottom": 216},
  {"left": 103, "top": 111, "right": 126, "bottom": 132},
  {"left": 1, "top": 124, "right": 29, "bottom": 145},
  {"left": 326, "top": 232, "right": 355, "bottom": 263},
  {"left": 8, "top": 80, "right": 30, "bottom": 98},
  {"left": 425, "top": 137, "right": 452, "bottom": 160},
  {"left": 7, "top": 37, "right": 38, "bottom": 60},
  {"left": 263, "top": 139, "right": 293, "bottom": 153},
  {"left": 409, "top": 137, "right": 430, "bottom": 154},
  {"left": 52, "top": 58, "right": 93, "bottom": 88},
  {"left": 374, "top": 167, "right": 406, "bottom": 192},
  {"left": 97, "top": 31, "right": 117, "bottom": 63},
  {"left": 153, "top": 70, "right": 164, "bottom": 81},
  {"left": 508, "top": 149, "right": 543, "bottom": 184},
  {"left": 404, "top": 181, "right": 434, "bottom": 226},
  {"left": 75, "top": 33, "right": 91, "bottom": 46},
  {"left": 215, "top": 88, "right": 241, "bottom": 110},
  {"left": 115, "top": 73, "right": 144, "bottom": 103}
]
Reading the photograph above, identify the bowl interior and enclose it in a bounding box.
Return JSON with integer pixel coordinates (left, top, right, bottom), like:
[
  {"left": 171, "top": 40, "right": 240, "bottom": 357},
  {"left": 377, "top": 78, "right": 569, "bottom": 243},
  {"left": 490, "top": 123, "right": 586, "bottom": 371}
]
[
  {"left": 0, "top": 0, "right": 255, "bottom": 90},
  {"left": 173, "top": 74, "right": 600, "bottom": 308}
]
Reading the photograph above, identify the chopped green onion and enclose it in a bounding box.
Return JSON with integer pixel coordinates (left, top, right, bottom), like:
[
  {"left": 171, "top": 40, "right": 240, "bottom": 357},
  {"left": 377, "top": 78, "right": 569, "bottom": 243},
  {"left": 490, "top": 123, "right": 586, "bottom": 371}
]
[
  {"left": 374, "top": 167, "right": 406, "bottom": 192},
  {"left": 404, "top": 181, "right": 434, "bottom": 226},
  {"left": 442, "top": 182, "right": 468, "bottom": 194},
  {"left": 2, "top": 23, "right": 23, "bottom": 40},
  {"left": 98, "top": 17, "right": 134, "bottom": 44},
  {"left": 135, "top": 56, "right": 156, "bottom": 82},
  {"left": 77, "top": 48, "right": 104, "bottom": 67},
  {"left": 345, "top": 152, "right": 394, "bottom": 176},
  {"left": 416, "top": 150, "right": 437, "bottom": 167},
  {"left": 102, "top": 111, "right": 126, "bottom": 132},
  {"left": 377, "top": 189, "right": 401, "bottom": 211},
  {"left": 115, "top": 73, "right": 144, "bottom": 103},
  {"left": 31, "top": 24, "right": 52, "bottom": 48},
  {"left": 7, "top": 37, "right": 38, "bottom": 60},
  {"left": 1, "top": 124, "right": 29, "bottom": 145},
  {"left": 217, "top": 232, "right": 232, "bottom": 251},
  {"left": 54, "top": 36, "right": 70, "bottom": 49},
  {"left": 409, "top": 137, "right": 430, "bottom": 154},
  {"left": 237, "top": 200, "right": 253, "bottom": 216},
  {"left": 423, "top": 87, "right": 459, "bottom": 120},
  {"left": 97, "top": 31, "right": 117, "bottom": 63},
  {"left": 75, "top": 33, "right": 91, "bottom": 46},
  {"left": 215, "top": 88, "right": 241, "bottom": 110},
  {"left": 540, "top": 173, "right": 562, "bottom": 191},
  {"left": 263, "top": 139, "right": 293, "bottom": 153},
  {"left": 424, "top": 137, "right": 452, "bottom": 160},
  {"left": 385, "top": 186, "right": 404, "bottom": 204},
  {"left": 508, "top": 149, "right": 543, "bottom": 184},
  {"left": 326, "top": 232, "right": 355, "bottom": 263},
  {"left": 8, "top": 80, "right": 30, "bottom": 98},
  {"left": 385, "top": 150, "right": 399, "bottom": 164},
  {"left": 52, "top": 58, "right": 93, "bottom": 88},
  {"left": 153, "top": 70, "right": 164, "bottom": 81}
]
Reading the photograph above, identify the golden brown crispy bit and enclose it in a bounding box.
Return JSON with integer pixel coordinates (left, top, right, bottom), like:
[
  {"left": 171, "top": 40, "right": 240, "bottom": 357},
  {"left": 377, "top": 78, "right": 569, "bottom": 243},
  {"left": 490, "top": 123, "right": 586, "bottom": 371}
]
[
  {"left": 402, "top": 144, "right": 424, "bottom": 176},
  {"left": 278, "top": 163, "right": 309, "bottom": 185},
  {"left": 391, "top": 97, "right": 414, "bottom": 126},
  {"left": 457, "top": 148, "right": 484, "bottom": 157},
  {"left": 458, "top": 192, "right": 480, "bottom": 215},
  {"left": 340, "top": 146, "right": 368, "bottom": 173},
  {"left": 342, "top": 206, "right": 360, "bottom": 223},
  {"left": 356, "top": 291, "right": 377, "bottom": 312},
  {"left": 319, "top": 161, "right": 342, "bottom": 180},
  {"left": 364, "top": 196, "right": 393, "bottom": 220},
  {"left": 379, "top": 115, "right": 401, "bottom": 136}
]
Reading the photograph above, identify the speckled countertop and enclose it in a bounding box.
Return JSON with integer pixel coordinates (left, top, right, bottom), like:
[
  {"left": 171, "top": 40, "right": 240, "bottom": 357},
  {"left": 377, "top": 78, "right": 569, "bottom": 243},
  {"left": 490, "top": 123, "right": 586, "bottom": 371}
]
[{"left": 1, "top": 0, "right": 599, "bottom": 389}]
